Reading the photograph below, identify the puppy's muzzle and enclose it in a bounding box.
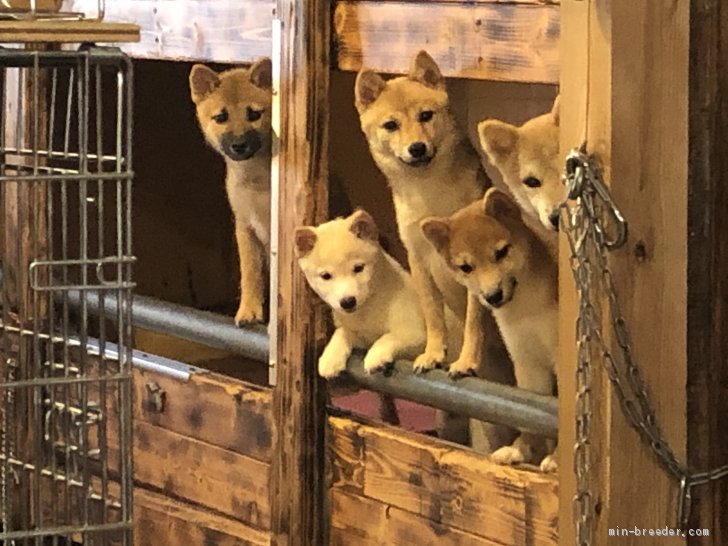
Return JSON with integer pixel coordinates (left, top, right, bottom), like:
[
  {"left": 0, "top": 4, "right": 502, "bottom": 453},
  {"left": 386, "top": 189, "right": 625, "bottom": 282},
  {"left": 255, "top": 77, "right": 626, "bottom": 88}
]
[
  {"left": 339, "top": 296, "right": 357, "bottom": 312},
  {"left": 401, "top": 141, "right": 434, "bottom": 167},
  {"left": 222, "top": 130, "right": 262, "bottom": 161}
]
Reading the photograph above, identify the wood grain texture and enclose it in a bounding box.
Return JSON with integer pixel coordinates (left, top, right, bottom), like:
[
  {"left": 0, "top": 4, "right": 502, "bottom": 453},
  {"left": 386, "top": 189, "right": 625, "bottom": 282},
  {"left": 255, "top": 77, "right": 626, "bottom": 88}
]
[
  {"left": 333, "top": 1, "right": 559, "bottom": 83},
  {"left": 560, "top": 0, "right": 691, "bottom": 543},
  {"left": 67, "top": 0, "right": 272, "bottom": 62},
  {"left": 330, "top": 490, "right": 504, "bottom": 546},
  {"left": 132, "top": 367, "right": 273, "bottom": 462},
  {"left": 134, "top": 488, "right": 270, "bottom": 546},
  {"left": 0, "top": 21, "right": 139, "bottom": 43},
  {"left": 269, "top": 0, "right": 330, "bottom": 543},
  {"left": 328, "top": 416, "right": 558, "bottom": 545},
  {"left": 686, "top": 0, "right": 728, "bottom": 543}
]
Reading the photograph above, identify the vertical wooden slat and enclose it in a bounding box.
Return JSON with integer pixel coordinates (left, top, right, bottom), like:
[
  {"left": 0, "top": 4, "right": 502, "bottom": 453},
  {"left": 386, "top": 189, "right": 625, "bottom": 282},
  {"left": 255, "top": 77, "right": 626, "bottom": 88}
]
[
  {"left": 561, "top": 1, "right": 692, "bottom": 544},
  {"left": 269, "top": 0, "right": 331, "bottom": 543},
  {"left": 687, "top": 0, "right": 728, "bottom": 543}
]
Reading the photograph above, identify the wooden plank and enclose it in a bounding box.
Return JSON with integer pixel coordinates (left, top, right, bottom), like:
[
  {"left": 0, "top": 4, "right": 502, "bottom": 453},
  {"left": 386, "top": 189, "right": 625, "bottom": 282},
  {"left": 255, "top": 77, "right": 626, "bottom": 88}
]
[
  {"left": 560, "top": 0, "right": 692, "bottom": 543},
  {"left": 125, "top": 420, "right": 271, "bottom": 529},
  {"left": 131, "top": 366, "right": 273, "bottom": 462},
  {"left": 0, "top": 21, "right": 139, "bottom": 43},
  {"left": 333, "top": 1, "right": 559, "bottom": 83},
  {"left": 557, "top": 1, "right": 588, "bottom": 544},
  {"left": 686, "top": 0, "right": 728, "bottom": 543},
  {"left": 269, "top": 0, "right": 330, "bottom": 542},
  {"left": 67, "top": 0, "right": 273, "bottom": 62},
  {"left": 134, "top": 487, "right": 270, "bottom": 546},
  {"left": 329, "top": 416, "right": 558, "bottom": 545},
  {"left": 330, "top": 490, "right": 505, "bottom": 546}
]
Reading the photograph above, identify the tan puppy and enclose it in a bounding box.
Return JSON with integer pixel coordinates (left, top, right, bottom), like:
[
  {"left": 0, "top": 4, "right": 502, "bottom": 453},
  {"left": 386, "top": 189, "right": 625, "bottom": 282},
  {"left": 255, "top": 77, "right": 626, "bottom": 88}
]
[
  {"left": 422, "top": 188, "right": 558, "bottom": 472},
  {"left": 477, "top": 96, "right": 562, "bottom": 250},
  {"left": 295, "top": 210, "right": 427, "bottom": 378},
  {"left": 190, "top": 59, "right": 272, "bottom": 325},
  {"left": 355, "top": 50, "right": 504, "bottom": 379}
]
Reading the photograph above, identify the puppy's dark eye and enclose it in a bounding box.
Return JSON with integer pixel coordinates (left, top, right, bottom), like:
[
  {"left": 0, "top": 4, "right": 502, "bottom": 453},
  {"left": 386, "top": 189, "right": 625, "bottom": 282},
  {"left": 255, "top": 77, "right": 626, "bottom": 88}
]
[
  {"left": 353, "top": 263, "right": 365, "bottom": 274},
  {"left": 523, "top": 176, "right": 542, "bottom": 188},
  {"left": 382, "top": 120, "right": 399, "bottom": 132},
  {"left": 212, "top": 109, "right": 229, "bottom": 124},
  {"left": 247, "top": 107, "right": 263, "bottom": 122},
  {"left": 458, "top": 263, "right": 473, "bottom": 274},
  {"left": 418, "top": 110, "right": 434, "bottom": 123},
  {"left": 495, "top": 244, "right": 511, "bottom": 262},
  {"left": 320, "top": 272, "right": 332, "bottom": 281}
]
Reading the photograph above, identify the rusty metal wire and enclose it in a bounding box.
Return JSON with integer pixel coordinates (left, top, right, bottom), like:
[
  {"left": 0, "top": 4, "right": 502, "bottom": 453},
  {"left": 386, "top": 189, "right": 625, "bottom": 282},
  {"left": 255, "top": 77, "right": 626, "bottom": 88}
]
[{"left": 0, "top": 46, "right": 133, "bottom": 546}]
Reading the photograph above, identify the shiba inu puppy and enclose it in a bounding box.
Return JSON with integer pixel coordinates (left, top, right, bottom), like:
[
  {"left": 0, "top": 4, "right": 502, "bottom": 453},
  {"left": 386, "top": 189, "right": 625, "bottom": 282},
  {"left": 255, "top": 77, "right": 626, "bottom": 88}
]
[
  {"left": 354, "top": 50, "right": 507, "bottom": 380},
  {"left": 422, "top": 188, "right": 558, "bottom": 472},
  {"left": 190, "top": 59, "right": 272, "bottom": 325},
  {"left": 477, "top": 96, "right": 562, "bottom": 247},
  {"left": 295, "top": 210, "right": 427, "bottom": 378}
]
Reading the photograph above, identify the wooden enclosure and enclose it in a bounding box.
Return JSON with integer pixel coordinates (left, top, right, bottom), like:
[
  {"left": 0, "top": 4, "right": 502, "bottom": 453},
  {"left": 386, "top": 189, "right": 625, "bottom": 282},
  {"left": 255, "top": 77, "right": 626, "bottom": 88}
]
[{"left": 4, "top": 0, "right": 726, "bottom": 545}]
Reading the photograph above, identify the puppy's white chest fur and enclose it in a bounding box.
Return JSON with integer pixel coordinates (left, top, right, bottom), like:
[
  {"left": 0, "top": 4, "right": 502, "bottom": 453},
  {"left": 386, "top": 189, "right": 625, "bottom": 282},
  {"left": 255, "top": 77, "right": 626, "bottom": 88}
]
[{"left": 226, "top": 161, "right": 271, "bottom": 250}]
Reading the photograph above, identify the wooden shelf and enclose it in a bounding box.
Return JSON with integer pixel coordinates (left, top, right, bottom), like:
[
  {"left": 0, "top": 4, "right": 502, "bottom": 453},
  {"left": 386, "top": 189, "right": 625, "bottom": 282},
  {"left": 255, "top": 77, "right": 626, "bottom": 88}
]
[{"left": 0, "top": 20, "right": 140, "bottom": 43}]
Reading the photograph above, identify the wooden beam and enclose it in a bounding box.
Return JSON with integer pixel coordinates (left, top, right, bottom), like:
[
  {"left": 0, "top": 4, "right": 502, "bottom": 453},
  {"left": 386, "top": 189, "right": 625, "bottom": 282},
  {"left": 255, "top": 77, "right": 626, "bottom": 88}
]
[
  {"left": 686, "top": 0, "right": 728, "bottom": 542},
  {"left": 0, "top": 21, "right": 139, "bottom": 44},
  {"left": 269, "top": 0, "right": 330, "bottom": 543},
  {"left": 561, "top": 0, "right": 691, "bottom": 543},
  {"left": 329, "top": 416, "right": 558, "bottom": 545},
  {"left": 134, "top": 488, "right": 270, "bottom": 546},
  {"left": 333, "top": 1, "right": 559, "bottom": 83}
]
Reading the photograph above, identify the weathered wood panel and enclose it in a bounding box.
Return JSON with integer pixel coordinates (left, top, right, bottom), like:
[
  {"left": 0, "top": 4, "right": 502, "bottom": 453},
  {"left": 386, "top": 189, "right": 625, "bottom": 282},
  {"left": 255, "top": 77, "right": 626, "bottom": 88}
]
[
  {"left": 114, "top": 420, "right": 271, "bottom": 529},
  {"left": 269, "top": 0, "right": 331, "bottom": 542},
  {"left": 330, "top": 490, "right": 503, "bottom": 546},
  {"left": 687, "top": 0, "right": 728, "bottom": 543},
  {"left": 0, "top": 21, "right": 139, "bottom": 43},
  {"left": 131, "top": 366, "right": 273, "bottom": 462},
  {"left": 334, "top": 1, "right": 559, "bottom": 83},
  {"left": 66, "top": 0, "right": 272, "bottom": 62},
  {"left": 329, "top": 416, "right": 558, "bottom": 545},
  {"left": 135, "top": 488, "right": 270, "bottom": 546}
]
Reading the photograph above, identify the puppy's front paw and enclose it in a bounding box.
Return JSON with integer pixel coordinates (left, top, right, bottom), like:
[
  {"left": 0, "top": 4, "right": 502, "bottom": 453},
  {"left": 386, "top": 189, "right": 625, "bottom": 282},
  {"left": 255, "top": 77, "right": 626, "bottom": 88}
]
[
  {"left": 448, "top": 358, "right": 478, "bottom": 379},
  {"left": 235, "top": 300, "right": 264, "bottom": 326},
  {"left": 363, "top": 346, "right": 394, "bottom": 375},
  {"left": 413, "top": 348, "right": 446, "bottom": 373},
  {"left": 539, "top": 454, "right": 558, "bottom": 473},
  {"left": 318, "top": 351, "right": 348, "bottom": 379},
  {"left": 491, "top": 445, "right": 527, "bottom": 466}
]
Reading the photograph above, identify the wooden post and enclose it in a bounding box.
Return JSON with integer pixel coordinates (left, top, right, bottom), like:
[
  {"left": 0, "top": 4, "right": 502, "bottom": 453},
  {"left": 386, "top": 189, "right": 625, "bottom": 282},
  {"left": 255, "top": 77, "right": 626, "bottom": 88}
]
[
  {"left": 686, "top": 1, "right": 728, "bottom": 543},
  {"left": 269, "top": 0, "right": 331, "bottom": 544},
  {"left": 560, "top": 1, "right": 694, "bottom": 544}
]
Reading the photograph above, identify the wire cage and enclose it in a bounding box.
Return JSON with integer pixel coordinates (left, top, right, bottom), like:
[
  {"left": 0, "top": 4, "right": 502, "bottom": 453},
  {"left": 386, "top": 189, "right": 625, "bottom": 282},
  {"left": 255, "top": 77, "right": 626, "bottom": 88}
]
[{"left": 0, "top": 46, "right": 133, "bottom": 545}]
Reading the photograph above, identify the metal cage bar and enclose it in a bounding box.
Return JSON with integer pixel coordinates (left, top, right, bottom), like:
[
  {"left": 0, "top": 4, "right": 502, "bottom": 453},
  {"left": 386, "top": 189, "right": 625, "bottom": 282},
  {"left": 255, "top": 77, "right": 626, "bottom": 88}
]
[{"left": 0, "top": 46, "right": 133, "bottom": 546}]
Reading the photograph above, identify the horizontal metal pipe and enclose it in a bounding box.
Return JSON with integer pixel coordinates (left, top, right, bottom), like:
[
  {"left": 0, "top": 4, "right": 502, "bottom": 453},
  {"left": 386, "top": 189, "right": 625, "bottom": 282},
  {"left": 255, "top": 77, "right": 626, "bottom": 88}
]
[
  {"left": 342, "top": 354, "right": 558, "bottom": 437},
  {"left": 63, "top": 291, "right": 556, "bottom": 434},
  {"left": 62, "top": 291, "right": 269, "bottom": 363}
]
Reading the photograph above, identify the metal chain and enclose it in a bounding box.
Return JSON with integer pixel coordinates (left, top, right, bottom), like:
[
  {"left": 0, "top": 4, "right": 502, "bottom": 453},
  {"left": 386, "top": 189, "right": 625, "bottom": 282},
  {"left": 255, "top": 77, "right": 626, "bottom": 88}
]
[{"left": 561, "top": 144, "right": 728, "bottom": 546}]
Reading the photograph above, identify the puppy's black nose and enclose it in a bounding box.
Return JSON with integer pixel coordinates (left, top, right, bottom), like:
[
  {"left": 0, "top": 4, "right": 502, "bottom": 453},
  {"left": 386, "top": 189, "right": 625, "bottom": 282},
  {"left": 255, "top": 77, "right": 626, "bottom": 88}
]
[
  {"left": 340, "top": 297, "right": 357, "bottom": 311},
  {"left": 485, "top": 289, "right": 504, "bottom": 307},
  {"left": 548, "top": 210, "right": 560, "bottom": 231},
  {"left": 231, "top": 142, "right": 248, "bottom": 154},
  {"left": 408, "top": 142, "right": 427, "bottom": 158}
]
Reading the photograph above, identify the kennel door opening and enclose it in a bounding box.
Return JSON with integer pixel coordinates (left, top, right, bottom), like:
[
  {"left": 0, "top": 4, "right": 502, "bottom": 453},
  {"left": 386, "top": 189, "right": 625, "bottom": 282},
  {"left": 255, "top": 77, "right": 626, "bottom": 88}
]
[{"left": 0, "top": 47, "right": 134, "bottom": 546}]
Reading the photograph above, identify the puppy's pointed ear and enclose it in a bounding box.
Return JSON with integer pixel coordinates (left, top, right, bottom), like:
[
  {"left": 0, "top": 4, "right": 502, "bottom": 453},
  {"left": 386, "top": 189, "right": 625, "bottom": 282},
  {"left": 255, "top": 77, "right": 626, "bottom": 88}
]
[
  {"left": 349, "top": 209, "right": 379, "bottom": 242},
  {"left": 409, "top": 50, "right": 443, "bottom": 89},
  {"left": 189, "top": 65, "right": 220, "bottom": 104},
  {"left": 477, "top": 119, "right": 519, "bottom": 166},
  {"left": 483, "top": 188, "right": 521, "bottom": 222},
  {"left": 551, "top": 95, "right": 560, "bottom": 127},
  {"left": 355, "top": 70, "right": 386, "bottom": 113},
  {"left": 421, "top": 217, "right": 451, "bottom": 255},
  {"left": 295, "top": 227, "right": 317, "bottom": 257},
  {"left": 250, "top": 57, "right": 272, "bottom": 89}
]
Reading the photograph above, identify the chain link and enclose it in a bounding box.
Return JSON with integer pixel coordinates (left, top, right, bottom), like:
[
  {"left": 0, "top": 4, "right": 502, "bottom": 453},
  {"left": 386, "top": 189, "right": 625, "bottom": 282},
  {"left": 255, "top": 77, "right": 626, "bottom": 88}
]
[{"left": 561, "top": 144, "right": 728, "bottom": 545}]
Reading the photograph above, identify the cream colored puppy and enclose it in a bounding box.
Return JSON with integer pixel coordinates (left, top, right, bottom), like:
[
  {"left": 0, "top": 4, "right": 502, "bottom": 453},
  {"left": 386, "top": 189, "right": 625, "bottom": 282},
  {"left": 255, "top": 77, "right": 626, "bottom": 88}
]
[
  {"left": 295, "top": 210, "right": 426, "bottom": 378},
  {"left": 422, "top": 188, "right": 558, "bottom": 472}
]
